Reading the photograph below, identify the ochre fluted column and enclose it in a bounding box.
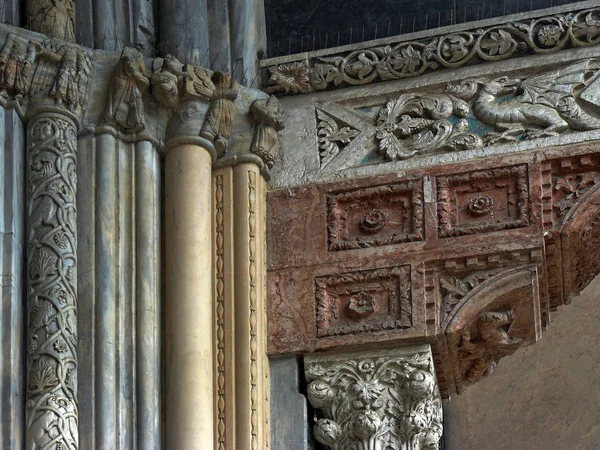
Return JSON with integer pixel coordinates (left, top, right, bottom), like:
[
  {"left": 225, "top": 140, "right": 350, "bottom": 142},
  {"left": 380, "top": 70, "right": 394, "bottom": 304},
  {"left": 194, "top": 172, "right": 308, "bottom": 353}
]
[
  {"left": 165, "top": 140, "right": 215, "bottom": 449},
  {"left": 232, "top": 163, "right": 270, "bottom": 450}
]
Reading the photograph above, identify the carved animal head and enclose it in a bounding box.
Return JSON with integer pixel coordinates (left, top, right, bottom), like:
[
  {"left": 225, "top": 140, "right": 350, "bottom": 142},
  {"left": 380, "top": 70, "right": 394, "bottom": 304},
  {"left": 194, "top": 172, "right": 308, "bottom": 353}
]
[{"left": 482, "top": 76, "right": 522, "bottom": 96}]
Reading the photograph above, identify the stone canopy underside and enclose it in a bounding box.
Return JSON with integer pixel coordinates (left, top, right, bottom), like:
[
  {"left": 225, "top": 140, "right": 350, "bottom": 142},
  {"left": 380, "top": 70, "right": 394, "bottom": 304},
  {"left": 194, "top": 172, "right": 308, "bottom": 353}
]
[{"left": 264, "top": 1, "right": 600, "bottom": 401}]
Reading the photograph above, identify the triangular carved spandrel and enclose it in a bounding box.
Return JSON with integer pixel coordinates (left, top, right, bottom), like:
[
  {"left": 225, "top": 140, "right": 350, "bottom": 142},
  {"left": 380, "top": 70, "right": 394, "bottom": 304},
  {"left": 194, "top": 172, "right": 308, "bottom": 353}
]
[{"left": 316, "top": 108, "right": 360, "bottom": 169}]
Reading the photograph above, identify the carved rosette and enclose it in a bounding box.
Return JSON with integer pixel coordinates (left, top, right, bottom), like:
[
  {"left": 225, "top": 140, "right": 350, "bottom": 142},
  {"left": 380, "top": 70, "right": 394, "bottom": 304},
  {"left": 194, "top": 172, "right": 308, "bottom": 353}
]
[
  {"left": 305, "top": 346, "right": 443, "bottom": 450},
  {"left": 26, "top": 115, "right": 78, "bottom": 450}
]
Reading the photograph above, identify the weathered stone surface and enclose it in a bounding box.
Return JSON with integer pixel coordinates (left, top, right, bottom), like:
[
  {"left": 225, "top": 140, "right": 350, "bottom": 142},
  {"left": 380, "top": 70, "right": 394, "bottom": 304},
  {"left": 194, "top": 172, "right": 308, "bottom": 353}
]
[
  {"left": 267, "top": 137, "right": 600, "bottom": 398},
  {"left": 267, "top": 44, "right": 600, "bottom": 190},
  {"left": 444, "top": 274, "right": 600, "bottom": 449},
  {"left": 270, "top": 357, "right": 308, "bottom": 450}
]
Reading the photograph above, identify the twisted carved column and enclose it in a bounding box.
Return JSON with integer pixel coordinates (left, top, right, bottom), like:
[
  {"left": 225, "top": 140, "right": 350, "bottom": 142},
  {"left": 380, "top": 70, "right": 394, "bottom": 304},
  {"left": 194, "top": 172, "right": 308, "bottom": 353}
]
[
  {"left": 305, "top": 345, "right": 443, "bottom": 450},
  {"left": 26, "top": 112, "right": 79, "bottom": 449}
]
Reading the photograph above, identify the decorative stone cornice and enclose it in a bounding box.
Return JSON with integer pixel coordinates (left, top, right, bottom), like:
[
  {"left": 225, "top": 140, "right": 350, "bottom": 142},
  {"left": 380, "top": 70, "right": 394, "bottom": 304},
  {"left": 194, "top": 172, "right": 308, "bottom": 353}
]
[
  {"left": 305, "top": 345, "right": 443, "bottom": 450},
  {"left": 261, "top": 3, "right": 600, "bottom": 95}
]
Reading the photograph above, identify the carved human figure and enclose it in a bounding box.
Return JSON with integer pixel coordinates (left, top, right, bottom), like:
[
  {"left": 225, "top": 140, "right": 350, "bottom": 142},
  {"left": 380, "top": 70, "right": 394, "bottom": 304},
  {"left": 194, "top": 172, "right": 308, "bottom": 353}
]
[
  {"left": 103, "top": 47, "right": 150, "bottom": 133},
  {"left": 151, "top": 54, "right": 186, "bottom": 109},
  {"left": 249, "top": 95, "right": 284, "bottom": 169},
  {"left": 28, "top": 0, "right": 75, "bottom": 42},
  {"left": 0, "top": 34, "right": 36, "bottom": 101},
  {"left": 200, "top": 72, "right": 239, "bottom": 154},
  {"left": 31, "top": 43, "right": 92, "bottom": 111}
]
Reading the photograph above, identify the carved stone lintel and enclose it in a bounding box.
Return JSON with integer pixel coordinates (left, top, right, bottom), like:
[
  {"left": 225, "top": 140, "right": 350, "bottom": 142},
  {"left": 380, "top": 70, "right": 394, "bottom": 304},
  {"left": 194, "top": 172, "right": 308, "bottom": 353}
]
[
  {"left": 102, "top": 47, "right": 149, "bottom": 134},
  {"left": 250, "top": 95, "right": 284, "bottom": 170},
  {"left": 200, "top": 72, "right": 239, "bottom": 155},
  {"left": 26, "top": 114, "right": 79, "bottom": 450},
  {"left": 27, "top": 0, "right": 75, "bottom": 42},
  {"left": 305, "top": 346, "right": 443, "bottom": 450},
  {"left": 262, "top": 6, "right": 600, "bottom": 95}
]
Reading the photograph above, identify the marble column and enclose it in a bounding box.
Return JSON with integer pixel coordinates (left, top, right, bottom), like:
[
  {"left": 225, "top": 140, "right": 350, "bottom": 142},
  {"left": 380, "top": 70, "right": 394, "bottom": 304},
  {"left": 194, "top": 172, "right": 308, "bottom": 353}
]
[
  {"left": 159, "top": 0, "right": 209, "bottom": 64},
  {"left": 0, "top": 106, "right": 25, "bottom": 449},
  {"left": 26, "top": 110, "right": 79, "bottom": 450},
  {"left": 164, "top": 138, "right": 216, "bottom": 449},
  {"left": 305, "top": 345, "right": 443, "bottom": 450}
]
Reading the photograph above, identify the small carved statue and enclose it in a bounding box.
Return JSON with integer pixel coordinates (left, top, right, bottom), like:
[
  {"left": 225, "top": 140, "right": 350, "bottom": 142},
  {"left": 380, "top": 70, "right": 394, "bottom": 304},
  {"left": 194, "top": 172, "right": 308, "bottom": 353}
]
[
  {"left": 27, "top": 0, "right": 75, "bottom": 42},
  {"left": 200, "top": 72, "right": 239, "bottom": 154},
  {"left": 31, "top": 42, "right": 93, "bottom": 111},
  {"left": 249, "top": 95, "right": 284, "bottom": 169},
  {"left": 103, "top": 47, "right": 150, "bottom": 133},
  {"left": 151, "top": 54, "right": 186, "bottom": 109},
  {"left": 0, "top": 34, "right": 36, "bottom": 101},
  {"left": 459, "top": 310, "right": 523, "bottom": 388},
  {"left": 184, "top": 65, "right": 215, "bottom": 101}
]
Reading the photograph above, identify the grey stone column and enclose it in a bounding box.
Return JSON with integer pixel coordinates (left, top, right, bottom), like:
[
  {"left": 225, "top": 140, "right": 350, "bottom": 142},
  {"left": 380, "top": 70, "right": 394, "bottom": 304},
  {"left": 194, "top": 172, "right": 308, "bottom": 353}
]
[
  {"left": 305, "top": 345, "right": 443, "bottom": 450},
  {"left": 159, "top": 0, "right": 209, "bottom": 64},
  {"left": 0, "top": 106, "right": 26, "bottom": 449},
  {"left": 26, "top": 111, "right": 79, "bottom": 450}
]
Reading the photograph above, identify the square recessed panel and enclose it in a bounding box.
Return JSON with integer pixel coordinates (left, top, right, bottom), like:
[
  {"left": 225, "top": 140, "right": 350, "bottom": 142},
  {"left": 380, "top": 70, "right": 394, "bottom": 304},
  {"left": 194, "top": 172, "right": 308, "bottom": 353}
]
[
  {"left": 327, "top": 180, "right": 424, "bottom": 251},
  {"left": 315, "top": 266, "right": 412, "bottom": 338},
  {"left": 436, "top": 165, "right": 529, "bottom": 238}
]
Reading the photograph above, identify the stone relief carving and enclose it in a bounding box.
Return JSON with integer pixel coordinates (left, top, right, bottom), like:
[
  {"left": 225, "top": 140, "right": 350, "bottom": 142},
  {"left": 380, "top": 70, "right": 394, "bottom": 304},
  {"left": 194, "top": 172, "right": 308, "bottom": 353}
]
[
  {"left": 458, "top": 311, "right": 523, "bottom": 391},
  {"left": 26, "top": 115, "right": 79, "bottom": 449},
  {"left": 264, "top": 60, "right": 310, "bottom": 95},
  {"left": 440, "top": 271, "right": 499, "bottom": 316},
  {"left": 184, "top": 64, "right": 215, "bottom": 101},
  {"left": 375, "top": 92, "right": 482, "bottom": 161},
  {"left": 305, "top": 349, "right": 443, "bottom": 450},
  {"left": 103, "top": 47, "right": 149, "bottom": 133},
  {"left": 372, "top": 59, "right": 600, "bottom": 161},
  {"left": 150, "top": 55, "right": 186, "bottom": 109},
  {"left": 263, "top": 6, "right": 600, "bottom": 94},
  {"left": 0, "top": 34, "right": 37, "bottom": 103},
  {"left": 27, "top": 0, "right": 75, "bottom": 42},
  {"left": 30, "top": 41, "right": 93, "bottom": 112},
  {"left": 327, "top": 181, "right": 424, "bottom": 251},
  {"left": 317, "top": 109, "right": 360, "bottom": 169},
  {"left": 315, "top": 266, "right": 412, "bottom": 338},
  {"left": 250, "top": 95, "right": 284, "bottom": 170},
  {"left": 200, "top": 72, "right": 239, "bottom": 154},
  {"left": 554, "top": 172, "right": 600, "bottom": 222},
  {"left": 437, "top": 165, "right": 529, "bottom": 238}
]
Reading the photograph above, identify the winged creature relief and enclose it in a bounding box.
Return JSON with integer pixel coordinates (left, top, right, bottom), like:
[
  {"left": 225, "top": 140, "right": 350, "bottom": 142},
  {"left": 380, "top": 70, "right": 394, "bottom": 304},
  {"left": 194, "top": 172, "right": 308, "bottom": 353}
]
[
  {"left": 374, "top": 59, "right": 600, "bottom": 162},
  {"left": 30, "top": 41, "right": 93, "bottom": 112}
]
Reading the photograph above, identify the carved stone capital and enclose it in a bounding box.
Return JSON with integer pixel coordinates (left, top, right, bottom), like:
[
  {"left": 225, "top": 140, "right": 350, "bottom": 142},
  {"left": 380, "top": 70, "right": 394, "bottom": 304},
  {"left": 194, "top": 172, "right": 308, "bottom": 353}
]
[{"left": 305, "top": 345, "right": 443, "bottom": 450}]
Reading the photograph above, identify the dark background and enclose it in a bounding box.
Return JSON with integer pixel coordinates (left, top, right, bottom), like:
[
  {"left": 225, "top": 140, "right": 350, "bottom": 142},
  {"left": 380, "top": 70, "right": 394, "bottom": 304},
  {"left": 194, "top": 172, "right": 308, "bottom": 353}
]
[{"left": 265, "top": 0, "right": 585, "bottom": 57}]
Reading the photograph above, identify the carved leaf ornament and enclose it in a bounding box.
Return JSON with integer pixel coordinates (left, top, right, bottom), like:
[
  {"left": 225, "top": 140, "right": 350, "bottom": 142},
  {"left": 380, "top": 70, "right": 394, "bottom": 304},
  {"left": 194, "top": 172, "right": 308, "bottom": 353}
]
[{"left": 265, "top": 7, "right": 600, "bottom": 94}]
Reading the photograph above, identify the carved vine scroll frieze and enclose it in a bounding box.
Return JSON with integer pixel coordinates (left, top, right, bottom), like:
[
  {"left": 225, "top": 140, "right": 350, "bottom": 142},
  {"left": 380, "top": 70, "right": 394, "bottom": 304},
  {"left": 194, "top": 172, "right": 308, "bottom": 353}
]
[
  {"left": 305, "top": 348, "right": 443, "bottom": 450},
  {"left": 262, "top": 7, "right": 600, "bottom": 94},
  {"left": 103, "top": 47, "right": 150, "bottom": 133},
  {"left": 26, "top": 115, "right": 79, "bottom": 450}
]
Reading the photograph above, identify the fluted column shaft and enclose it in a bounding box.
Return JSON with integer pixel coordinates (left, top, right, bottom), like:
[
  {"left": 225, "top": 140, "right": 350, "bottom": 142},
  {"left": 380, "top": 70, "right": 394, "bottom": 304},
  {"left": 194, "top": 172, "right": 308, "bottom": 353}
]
[
  {"left": 165, "top": 142, "right": 214, "bottom": 449},
  {"left": 26, "top": 112, "right": 79, "bottom": 450}
]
